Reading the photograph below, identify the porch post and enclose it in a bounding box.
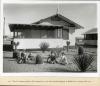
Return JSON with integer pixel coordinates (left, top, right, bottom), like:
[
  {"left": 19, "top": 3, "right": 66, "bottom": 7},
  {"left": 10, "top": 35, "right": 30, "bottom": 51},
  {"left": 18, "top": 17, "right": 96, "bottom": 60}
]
[
  {"left": 61, "top": 28, "right": 62, "bottom": 38},
  {"left": 13, "top": 31, "right": 15, "bottom": 38},
  {"left": 84, "top": 34, "right": 86, "bottom": 40},
  {"left": 17, "top": 32, "right": 18, "bottom": 38},
  {"left": 55, "top": 29, "right": 58, "bottom": 38}
]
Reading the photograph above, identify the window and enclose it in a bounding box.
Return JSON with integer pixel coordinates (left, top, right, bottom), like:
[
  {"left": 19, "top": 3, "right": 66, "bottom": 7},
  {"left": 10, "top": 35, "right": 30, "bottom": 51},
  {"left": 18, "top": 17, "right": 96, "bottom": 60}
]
[
  {"left": 47, "top": 30, "right": 55, "bottom": 38},
  {"left": 19, "top": 29, "right": 56, "bottom": 39},
  {"left": 41, "top": 30, "right": 47, "bottom": 38},
  {"left": 58, "top": 29, "right": 62, "bottom": 38},
  {"left": 62, "top": 29, "right": 69, "bottom": 40},
  {"left": 86, "top": 34, "right": 97, "bottom": 40}
]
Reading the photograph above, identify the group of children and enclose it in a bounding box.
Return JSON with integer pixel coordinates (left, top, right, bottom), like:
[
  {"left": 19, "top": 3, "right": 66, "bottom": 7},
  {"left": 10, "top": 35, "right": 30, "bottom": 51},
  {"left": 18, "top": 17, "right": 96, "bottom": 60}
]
[
  {"left": 16, "top": 50, "right": 34, "bottom": 64},
  {"left": 14, "top": 50, "right": 68, "bottom": 65},
  {"left": 47, "top": 50, "right": 68, "bottom": 65}
]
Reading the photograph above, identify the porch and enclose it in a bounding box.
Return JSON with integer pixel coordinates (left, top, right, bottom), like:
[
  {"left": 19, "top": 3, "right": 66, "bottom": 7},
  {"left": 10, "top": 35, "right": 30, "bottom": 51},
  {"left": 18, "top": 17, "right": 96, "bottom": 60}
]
[
  {"left": 9, "top": 24, "right": 70, "bottom": 49},
  {"left": 9, "top": 24, "right": 69, "bottom": 39}
]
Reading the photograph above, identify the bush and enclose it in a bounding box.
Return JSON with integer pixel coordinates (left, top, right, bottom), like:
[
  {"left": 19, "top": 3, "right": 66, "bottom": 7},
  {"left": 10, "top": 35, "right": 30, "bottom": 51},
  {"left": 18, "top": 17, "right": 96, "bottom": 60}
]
[
  {"left": 73, "top": 53, "right": 94, "bottom": 72},
  {"left": 39, "top": 42, "right": 49, "bottom": 53},
  {"left": 35, "top": 54, "right": 43, "bottom": 64},
  {"left": 78, "top": 46, "right": 84, "bottom": 55}
]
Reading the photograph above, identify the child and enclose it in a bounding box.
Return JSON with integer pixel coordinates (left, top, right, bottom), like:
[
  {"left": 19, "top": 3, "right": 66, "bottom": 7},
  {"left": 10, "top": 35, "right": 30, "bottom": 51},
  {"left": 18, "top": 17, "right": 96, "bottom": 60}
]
[
  {"left": 47, "top": 51, "right": 56, "bottom": 64},
  {"left": 18, "top": 50, "right": 26, "bottom": 63},
  {"left": 27, "top": 52, "right": 33, "bottom": 61},
  {"left": 60, "top": 52, "right": 68, "bottom": 65}
]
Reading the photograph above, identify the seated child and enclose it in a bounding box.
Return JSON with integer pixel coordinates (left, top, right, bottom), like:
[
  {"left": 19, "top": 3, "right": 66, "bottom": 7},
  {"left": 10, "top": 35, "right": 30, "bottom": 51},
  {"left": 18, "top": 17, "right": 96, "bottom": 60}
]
[
  {"left": 47, "top": 51, "right": 56, "bottom": 64},
  {"left": 60, "top": 52, "right": 68, "bottom": 65},
  {"left": 27, "top": 52, "right": 33, "bottom": 61},
  {"left": 17, "top": 50, "right": 26, "bottom": 64}
]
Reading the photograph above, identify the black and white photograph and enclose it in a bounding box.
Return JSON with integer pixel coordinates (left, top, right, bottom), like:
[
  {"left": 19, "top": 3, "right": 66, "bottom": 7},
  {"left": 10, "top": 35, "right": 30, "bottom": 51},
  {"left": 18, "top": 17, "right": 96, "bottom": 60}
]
[{"left": 3, "top": 2, "right": 97, "bottom": 73}]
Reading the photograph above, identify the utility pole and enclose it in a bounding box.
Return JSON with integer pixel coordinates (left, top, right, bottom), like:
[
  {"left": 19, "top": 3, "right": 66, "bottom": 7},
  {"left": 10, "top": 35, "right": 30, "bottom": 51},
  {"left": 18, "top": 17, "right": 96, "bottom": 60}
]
[{"left": 3, "top": 17, "right": 5, "bottom": 36}]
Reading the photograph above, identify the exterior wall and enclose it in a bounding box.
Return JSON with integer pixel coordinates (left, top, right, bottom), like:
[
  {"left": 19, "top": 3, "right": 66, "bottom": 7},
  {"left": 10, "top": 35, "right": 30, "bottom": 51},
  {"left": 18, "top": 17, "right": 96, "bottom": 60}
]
[
  {"left": 14, "top": 38, "right": 67, "bottom": 49},
  {"left": 69, "top": 28, "right": 75, "bottom": 45}
]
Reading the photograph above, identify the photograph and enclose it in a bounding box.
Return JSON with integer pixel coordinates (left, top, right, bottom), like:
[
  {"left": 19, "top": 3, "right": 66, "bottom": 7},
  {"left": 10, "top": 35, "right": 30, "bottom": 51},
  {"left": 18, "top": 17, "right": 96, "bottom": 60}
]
[{"left": 3, "top": 3, "right": 97, "bottom": 73}]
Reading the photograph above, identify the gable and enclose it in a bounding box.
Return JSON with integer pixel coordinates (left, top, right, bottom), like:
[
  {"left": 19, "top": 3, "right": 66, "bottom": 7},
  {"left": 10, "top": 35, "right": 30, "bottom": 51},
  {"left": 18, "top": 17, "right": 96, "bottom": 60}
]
[{"left": 33, "top": 14, "right": 83, "bottom": 29}]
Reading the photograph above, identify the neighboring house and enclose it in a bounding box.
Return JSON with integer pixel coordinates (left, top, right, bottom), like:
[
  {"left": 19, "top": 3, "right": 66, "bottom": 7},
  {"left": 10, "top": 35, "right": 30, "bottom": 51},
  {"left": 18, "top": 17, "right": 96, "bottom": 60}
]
[
  {"left": 9, "top": 13, "right": 83, "bottom": 49},
  {"left": 83, "top": 28, "right": 97, "bottom": 47},
  {"left": 3, "top": 36, "right": 13, "bottom": 51},
  {"left": 75, "top": 37, "right": 84, "bottom": 46}
]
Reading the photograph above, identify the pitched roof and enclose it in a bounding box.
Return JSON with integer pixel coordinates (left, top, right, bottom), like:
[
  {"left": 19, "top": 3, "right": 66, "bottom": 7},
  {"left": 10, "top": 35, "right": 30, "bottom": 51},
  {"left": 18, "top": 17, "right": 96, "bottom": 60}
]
[
  {"left": 33, "top": 14, "right": 84, "bottom": 29},
  {"left": 84, "top": 28, "right": 97, "bottom": 34}
]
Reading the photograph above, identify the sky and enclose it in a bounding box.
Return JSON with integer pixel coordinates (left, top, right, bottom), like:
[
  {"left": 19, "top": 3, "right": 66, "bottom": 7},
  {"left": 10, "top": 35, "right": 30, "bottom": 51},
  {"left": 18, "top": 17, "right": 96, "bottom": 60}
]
[{"left": 3, "top": 3, "right": 97, "bottom": 37}]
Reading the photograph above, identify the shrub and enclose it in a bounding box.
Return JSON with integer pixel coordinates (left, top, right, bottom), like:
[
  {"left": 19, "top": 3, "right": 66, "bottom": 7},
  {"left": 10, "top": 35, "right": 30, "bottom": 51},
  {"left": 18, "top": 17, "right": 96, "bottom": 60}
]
[
  {"left": 78, "top": 46, "right": 84, "bottom": 55},
  {"left": 39, "top": 42, "right": 49, "bottom": 53},
  {"left": 35, "top": 54, "right": 43, "bottom": 64},
  {"left": 73, "top": 53, "right": 94, "bottom": 72}
]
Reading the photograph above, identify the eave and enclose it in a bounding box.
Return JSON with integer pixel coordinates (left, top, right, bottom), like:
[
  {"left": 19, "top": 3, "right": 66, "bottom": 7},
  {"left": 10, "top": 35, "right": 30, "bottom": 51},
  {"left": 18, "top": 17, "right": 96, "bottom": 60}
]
[{"left": 9, "top": 23, "right": 63, "bottom": 32}]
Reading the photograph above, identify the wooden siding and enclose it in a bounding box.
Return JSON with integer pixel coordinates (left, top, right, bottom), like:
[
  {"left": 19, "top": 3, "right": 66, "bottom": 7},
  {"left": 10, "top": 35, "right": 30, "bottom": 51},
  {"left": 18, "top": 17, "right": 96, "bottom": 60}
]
[{"left": 84, "top": 40, "right": 97, "bottom": 46}]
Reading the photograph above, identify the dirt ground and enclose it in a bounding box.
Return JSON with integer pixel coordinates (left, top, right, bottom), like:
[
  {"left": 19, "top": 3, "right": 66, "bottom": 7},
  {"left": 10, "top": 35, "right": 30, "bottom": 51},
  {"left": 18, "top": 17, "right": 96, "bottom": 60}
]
[{"left": 3, "top": 48, "right": 97, "bottom": 72}]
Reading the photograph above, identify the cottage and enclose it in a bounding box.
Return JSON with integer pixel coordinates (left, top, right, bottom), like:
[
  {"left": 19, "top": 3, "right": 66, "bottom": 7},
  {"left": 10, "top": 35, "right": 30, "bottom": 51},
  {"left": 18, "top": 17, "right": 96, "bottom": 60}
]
[
  {"left": 84, "top": 28, "right": 97, "bottom": 47},
  {"left": 9, "top": 14, "right": 83, "bottom": 49}
]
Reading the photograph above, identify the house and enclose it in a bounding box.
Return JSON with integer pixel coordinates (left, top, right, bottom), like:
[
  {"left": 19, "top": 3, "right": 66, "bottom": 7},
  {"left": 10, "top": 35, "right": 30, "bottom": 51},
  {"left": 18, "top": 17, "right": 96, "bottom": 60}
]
[
  {"left": 3, "top": 36, "right": 13, "bottom": 51},
  {"left": 75, "top": 37, "right": 84, "bottom": 46},
  {"left": 83, "top": 28, "right": 97, "bottom": 47},
  {"left": 9, "top": 14, "right": 83, "bottom": 50}
]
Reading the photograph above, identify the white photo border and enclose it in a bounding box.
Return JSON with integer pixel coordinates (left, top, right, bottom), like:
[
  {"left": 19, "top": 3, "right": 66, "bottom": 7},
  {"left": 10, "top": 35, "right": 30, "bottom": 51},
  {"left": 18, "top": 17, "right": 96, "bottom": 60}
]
[{"left": 0, "top": 0, "right": 100, "bottom": 77}]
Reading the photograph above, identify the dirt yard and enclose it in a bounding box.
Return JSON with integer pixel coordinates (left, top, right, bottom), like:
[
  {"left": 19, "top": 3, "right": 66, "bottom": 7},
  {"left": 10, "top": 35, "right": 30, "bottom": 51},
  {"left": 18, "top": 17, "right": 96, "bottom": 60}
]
[{"left": 3, "top": 48, "right": 97, "bottom": 72}]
